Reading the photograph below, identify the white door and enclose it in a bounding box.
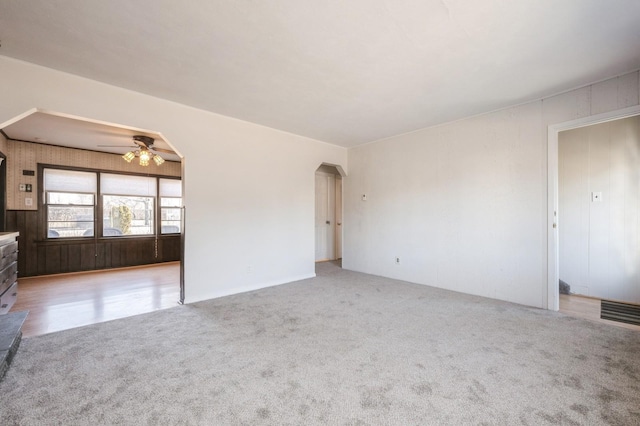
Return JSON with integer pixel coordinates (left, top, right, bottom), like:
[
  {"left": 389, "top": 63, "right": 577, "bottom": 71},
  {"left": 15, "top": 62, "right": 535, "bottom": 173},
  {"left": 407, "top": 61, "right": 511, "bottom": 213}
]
[{"left": 315, "top": 172, "right": 335, "bottom": 261}]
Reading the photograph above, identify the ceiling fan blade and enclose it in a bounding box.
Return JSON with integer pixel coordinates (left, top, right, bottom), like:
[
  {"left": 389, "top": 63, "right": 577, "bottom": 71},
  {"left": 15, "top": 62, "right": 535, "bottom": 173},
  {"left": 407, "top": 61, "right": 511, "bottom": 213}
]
[
  {"left": 150, "top": 147, "right": 176, "bottom": 154},
  {"left": 97, "top": 144, "right": 137, "bottom": 148}
]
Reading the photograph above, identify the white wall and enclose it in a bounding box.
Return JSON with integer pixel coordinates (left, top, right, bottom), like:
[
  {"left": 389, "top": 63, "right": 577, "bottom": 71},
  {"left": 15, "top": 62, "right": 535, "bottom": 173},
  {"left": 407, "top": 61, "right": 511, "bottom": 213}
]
[
  {"left": 0, "top": 128, "right": 8, "bottom": 154},
  {"left": 344, "top": 71, "right": 640, "bottom": 308},
  {"left": 0, "top": 56, "right": 347, "bottom": 303},
  {"left": 559, "top": 116, "right": 640, "bottom": 302}
]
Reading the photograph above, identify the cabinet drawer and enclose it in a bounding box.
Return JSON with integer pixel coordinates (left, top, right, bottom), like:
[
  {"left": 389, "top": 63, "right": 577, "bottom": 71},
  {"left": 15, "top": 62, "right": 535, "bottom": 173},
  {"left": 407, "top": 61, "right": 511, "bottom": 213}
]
[
  {"left": 0, "top": 262, "right": 18, "bottom": 295},
  {"left": 0, "top": 250, "right": 17, "bottom": 271},
  {"left": 0, "top": 282, "right": 18, "bottom": 315},
  {"left": 0, "top": 241, "right": 17, "bottom": 259}
]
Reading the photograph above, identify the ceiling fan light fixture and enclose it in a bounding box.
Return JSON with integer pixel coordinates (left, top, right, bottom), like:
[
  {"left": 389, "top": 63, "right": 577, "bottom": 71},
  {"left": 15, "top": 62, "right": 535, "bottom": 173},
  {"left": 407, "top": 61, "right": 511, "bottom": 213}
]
[
  {"left": 139, "top": 149, "right": 151, "bottom": 161},
  {"left": 153, "top": 154, "right": 165, "bottom": 166},
  {"left": 123, "top": 151, "right": 136, "bottom": 162},
  {"left": 120, "top": 135, "right": 169, "bottom": 166}
]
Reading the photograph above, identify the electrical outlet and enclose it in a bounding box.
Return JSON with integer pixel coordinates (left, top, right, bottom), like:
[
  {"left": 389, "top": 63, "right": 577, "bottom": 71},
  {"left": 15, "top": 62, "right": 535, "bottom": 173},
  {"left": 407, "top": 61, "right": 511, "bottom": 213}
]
[{"left": 25, "top": 198, "right": 33, "bottom": 206}]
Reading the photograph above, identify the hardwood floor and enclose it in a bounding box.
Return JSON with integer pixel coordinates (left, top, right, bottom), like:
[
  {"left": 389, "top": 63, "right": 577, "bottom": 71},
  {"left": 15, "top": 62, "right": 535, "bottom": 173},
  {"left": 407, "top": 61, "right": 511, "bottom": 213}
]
[
  {"left": 559, "top": 293, "right": 640, "bottom": 332},
  {"left": 10, "top": 262, "right": 181, "bottom": 337}
]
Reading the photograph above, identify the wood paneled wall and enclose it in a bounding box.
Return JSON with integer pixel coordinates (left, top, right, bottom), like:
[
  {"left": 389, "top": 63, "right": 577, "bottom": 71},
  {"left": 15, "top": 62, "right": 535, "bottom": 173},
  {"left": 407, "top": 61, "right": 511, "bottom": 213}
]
[
  {"left": 6, "top": 210, "right": 180, "bottom": 277},
  {"left": 6, "top": 140, "right": 181, "bottom": 210}
]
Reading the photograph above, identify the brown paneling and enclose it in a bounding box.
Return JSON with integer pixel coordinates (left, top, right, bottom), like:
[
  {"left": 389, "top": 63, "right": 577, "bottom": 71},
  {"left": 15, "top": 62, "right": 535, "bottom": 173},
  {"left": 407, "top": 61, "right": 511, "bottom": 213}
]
[
  {"left": 44, "top": 244, "right": 62, "bottom": 275},
  {"left": 6, "top": 210, "right": 180, "bottom": 277},
  {"left": 60, "top": 246, "right": 69, "bottom": 273},
  {"left": 159, "top": 236, "right": 181, "bottom": 261},
  {"left": 80, "top": 243, "right": 96, "bottom": 270},
  {"left": 111, "top": 240, "right": 123, "bottom": 268},
  {"left": 95, "top": 242, "right": 106, "bottom": 269},
  {"left": 6, "top": 140, "right": 181, "bottom": 211},
  {"left": 67, "top": 244, "right": 82, "bottom": 271},
  {"left": 8, "top": 210, "right": 39, "bottom": 276}
]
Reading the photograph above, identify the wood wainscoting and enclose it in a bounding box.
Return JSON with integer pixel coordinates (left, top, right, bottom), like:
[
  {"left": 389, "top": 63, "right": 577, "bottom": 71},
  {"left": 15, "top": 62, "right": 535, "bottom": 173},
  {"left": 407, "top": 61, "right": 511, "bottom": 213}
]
[{"left": 6, "top": 210, "right": 180, "bottom": 277}]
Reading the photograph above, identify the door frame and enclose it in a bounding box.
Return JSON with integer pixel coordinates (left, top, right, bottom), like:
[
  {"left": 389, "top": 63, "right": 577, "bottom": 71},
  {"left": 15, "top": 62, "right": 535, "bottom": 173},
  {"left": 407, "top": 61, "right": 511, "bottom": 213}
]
[
  {"left": 334, "top": 174, "right": 343, "bottom": 259},
  {"left": 0, "top": 151, "right": 5, "bottom": 231},
  {"left": 314, "top": 163, "right": 345, "bottom": 263},
  {"left": 546, "top": 104, "right": 640, "bottom": 310}
]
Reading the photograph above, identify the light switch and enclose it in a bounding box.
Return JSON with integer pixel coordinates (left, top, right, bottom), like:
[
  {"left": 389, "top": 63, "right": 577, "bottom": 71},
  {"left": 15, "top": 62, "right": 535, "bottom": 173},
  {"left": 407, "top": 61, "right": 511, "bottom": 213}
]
[{"left": 592, "top": 192, "right": 602, "bottom": 202}]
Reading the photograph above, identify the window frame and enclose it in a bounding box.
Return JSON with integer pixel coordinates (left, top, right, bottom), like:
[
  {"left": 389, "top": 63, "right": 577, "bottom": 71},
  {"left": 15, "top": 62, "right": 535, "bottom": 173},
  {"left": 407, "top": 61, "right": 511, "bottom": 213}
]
[
  {"left": 159, "top": 196, "right": 182, "bottom": 234},
  {"left": 45, "top": 190, "right": 96, "bottom": 239},
  {"left": 159, "top": 177, "right": 183, "bottom": 235},
  {"left": 39, "top": 164, "right": 181, "bottom": 240}
]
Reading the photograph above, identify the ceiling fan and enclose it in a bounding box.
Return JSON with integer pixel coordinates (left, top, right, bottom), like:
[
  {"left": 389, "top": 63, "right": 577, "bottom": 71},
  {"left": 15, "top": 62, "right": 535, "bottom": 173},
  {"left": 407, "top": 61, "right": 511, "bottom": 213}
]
[
  {"left": 99, "top": 135, "right": 175, "bottom": 166},
  {"left": 130, "top": 135, "right": 175, "bottom": 154}
]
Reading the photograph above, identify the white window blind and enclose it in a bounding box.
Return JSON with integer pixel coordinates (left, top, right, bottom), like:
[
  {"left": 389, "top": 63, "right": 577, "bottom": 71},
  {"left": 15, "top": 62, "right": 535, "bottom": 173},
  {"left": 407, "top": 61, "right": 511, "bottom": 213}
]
[
  {"left": 44, "top": 169, "right": 97, "bottom": 193},
  {"left": 101, "top": 174, "right": 157, "bottom": 196},
  {"left": 159, "top": 178, "right": 182, "bottom": 197}
]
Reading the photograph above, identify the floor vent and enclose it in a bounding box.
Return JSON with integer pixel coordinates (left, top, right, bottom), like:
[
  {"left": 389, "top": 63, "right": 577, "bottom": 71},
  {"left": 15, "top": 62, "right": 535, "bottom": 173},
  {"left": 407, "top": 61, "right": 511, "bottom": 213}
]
[{"left": 601, "top": 300, "right": 640, "bottom": 326}]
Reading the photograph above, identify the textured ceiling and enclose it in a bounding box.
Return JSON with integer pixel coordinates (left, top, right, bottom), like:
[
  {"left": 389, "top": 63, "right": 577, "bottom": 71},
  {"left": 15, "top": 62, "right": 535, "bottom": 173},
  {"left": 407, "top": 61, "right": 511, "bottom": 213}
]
[{"left": 1, "top": 0, "right": 639, "bottom": 147}]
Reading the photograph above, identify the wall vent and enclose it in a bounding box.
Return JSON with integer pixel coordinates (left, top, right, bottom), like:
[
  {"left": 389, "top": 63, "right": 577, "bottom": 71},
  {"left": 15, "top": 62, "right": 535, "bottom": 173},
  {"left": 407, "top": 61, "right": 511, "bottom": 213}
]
[{"left": 601, "top": 300, "right": 640, "bottom": 326}]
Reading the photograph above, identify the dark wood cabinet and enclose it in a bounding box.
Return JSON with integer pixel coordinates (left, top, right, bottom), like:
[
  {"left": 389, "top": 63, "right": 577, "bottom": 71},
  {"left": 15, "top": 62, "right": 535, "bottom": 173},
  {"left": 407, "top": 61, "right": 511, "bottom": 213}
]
[{"left": 0, "top": 233, "right": 19, "bottom": 314}]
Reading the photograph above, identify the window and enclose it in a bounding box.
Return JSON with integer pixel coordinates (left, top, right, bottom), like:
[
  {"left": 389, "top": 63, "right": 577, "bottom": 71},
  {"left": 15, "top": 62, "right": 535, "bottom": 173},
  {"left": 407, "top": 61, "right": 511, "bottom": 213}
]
[
  {"left": 43, "top": 167, "right": 181, "bottom": 239},
  {"left": 101, "top": 174, "right": 156, "bottom": 236},
  {"left": 44, "top": 169, "right": 97, "bottom": 238},
  {"left": 160, "top": 178, "right": 182, "bottom": 234}
]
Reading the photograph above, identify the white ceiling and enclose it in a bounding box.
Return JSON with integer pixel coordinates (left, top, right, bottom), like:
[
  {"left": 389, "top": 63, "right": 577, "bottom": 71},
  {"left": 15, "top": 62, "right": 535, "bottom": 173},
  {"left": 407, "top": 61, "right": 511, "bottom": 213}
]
[
  {"left": 0, "top": 0, "right": 639, "bottom": 148},
  {"left": 1, "top": 112, "right": 181, "bottom": 162}
]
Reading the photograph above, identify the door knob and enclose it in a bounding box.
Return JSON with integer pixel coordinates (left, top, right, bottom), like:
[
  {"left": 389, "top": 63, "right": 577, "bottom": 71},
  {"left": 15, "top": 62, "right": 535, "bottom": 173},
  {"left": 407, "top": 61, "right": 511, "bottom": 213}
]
[
  {"left": 326, "top": 220, "right": 331, "bottom": 225},
  {"left": 337, "top": 223, "right": 342, "bottom": 226}
]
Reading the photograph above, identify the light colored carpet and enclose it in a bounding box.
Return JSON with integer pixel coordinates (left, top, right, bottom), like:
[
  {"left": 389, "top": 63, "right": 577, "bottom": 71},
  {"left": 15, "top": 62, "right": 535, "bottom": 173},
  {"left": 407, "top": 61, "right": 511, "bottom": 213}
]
[{"left": 1, "top": 261, "right": 639, "bottom": 425}]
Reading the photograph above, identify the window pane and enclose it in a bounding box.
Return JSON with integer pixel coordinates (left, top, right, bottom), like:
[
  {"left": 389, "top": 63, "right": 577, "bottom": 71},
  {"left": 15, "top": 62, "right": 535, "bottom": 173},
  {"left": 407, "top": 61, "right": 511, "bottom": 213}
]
[
  {"left": 161, "top": 222, "right": 181, "bottom": 234},
  {"left": 103, "top": 195, "right": 154, "bottom": 235},
  {"left": 161, "top": 206, "right": 181, "bottom": 234},
  {"left": 47, "top": 192, "right": 94, "bottom": 205},
  {"left": 160, "top": 178, "right": 182, "bottom": 197},
  {"left": 47, "top": 206, "right": 94, "bottom": 238},
  {"left": 161, "top": 207, "right": 181, "bottom": 221},
  {"left": 160, "top": 197, "right": 181, "bottom": 207},
  {"left": 101, "top": 174, "right": 156, "bottom": 196},
  {"left": 44, "top": 169, "right": 96, "bottom": 193}
]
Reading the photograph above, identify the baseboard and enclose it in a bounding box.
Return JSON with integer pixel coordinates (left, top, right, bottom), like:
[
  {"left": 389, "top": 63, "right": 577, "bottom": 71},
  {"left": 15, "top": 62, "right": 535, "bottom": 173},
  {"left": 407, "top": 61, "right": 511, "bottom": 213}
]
[{"left": 183, "top": 273, "right": 317, "bottom": 304}]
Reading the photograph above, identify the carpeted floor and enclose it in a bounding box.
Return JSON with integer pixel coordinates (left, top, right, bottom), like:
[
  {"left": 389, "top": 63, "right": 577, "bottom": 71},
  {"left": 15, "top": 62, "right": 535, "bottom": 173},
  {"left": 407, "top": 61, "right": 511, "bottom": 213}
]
[{"left": 1, "top": 262, "right": 639, "bottom": 425}]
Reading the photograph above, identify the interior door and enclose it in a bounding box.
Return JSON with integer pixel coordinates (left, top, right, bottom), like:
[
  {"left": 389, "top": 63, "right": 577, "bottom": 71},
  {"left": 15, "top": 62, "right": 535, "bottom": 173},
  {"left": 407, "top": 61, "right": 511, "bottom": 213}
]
[
  {"left": 335, "top": 176, "right": 342, "bottom": 259},
  {"left": 315, "top": 172, "right": 335, "bottom": 261}
]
